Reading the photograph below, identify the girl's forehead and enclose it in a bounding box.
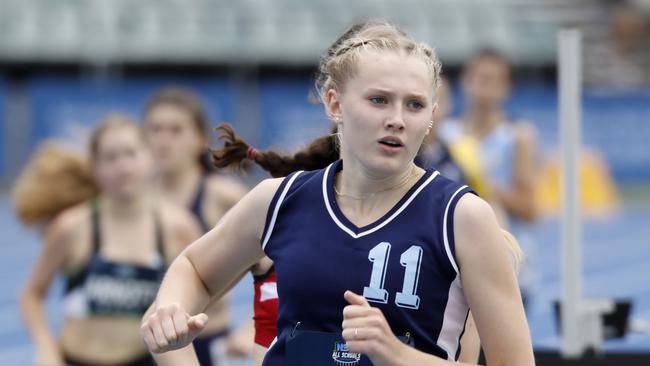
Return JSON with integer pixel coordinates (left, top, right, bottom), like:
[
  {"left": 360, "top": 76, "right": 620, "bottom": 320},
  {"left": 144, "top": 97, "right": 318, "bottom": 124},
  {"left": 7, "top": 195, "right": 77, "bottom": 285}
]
[
  {"left": 347, "top": 51, "right": 434, "bottom": 95},
  {"left": 148, "top": 103, "right": 191, "bottom": 120},
  {"left": 98, "top": 126, "right": 141, "bottom": 147}
]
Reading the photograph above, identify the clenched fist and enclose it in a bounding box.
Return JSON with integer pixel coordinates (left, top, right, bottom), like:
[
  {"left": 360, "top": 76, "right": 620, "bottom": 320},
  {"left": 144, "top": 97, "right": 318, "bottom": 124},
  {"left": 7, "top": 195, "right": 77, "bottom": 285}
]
[{"left": 140, "top": 303, "right": 208, "bottom": 353}]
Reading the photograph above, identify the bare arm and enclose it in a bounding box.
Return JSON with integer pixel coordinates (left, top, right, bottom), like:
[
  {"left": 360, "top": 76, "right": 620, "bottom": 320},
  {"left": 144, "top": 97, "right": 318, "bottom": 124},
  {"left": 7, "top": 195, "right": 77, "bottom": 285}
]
[
  {"left": 205, "top": 175, "right": 258, "bottom": 351},
  {"left": 453, "top": 195, "right": 534, "bottom": 365},
  {"left": 494, "top": 122, "right": 538, "bottom": 222},
  {"left": 147, "top": 203, "right": 207, "bottom": 365},
  {"left": 141, "top": 178, "right": 281, "bottom": 357},
  {"left": 457, "top": 313, "right": 480, "bottom": 364},
  {"left": 183, "top": 178, "right": 276, "bottom": 305},
  {"left": 149, "top": 267, "right": 253, "bottom": 366},
  {"left": 404, "top": 195, "right": 533, "bottom": 365},
  {"left": 20, "top": 213, "right": 79, "bottom": 366}
]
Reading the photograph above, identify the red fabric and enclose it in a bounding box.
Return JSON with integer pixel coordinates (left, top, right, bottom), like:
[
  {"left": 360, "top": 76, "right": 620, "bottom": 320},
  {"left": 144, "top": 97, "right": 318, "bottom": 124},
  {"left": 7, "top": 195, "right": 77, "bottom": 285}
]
[{"left": 253, "top": 269, "right": 278, "bottom": 347}]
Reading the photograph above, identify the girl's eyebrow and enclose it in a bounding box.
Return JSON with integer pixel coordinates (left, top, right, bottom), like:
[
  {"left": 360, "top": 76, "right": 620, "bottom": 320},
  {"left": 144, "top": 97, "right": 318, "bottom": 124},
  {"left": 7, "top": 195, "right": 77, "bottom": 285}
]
[
  {"left": 365, "top": 87, "right": 394, "bottom": 95},
  {"left": 365, "top": 87, "right": 428, "bottom": 100}
]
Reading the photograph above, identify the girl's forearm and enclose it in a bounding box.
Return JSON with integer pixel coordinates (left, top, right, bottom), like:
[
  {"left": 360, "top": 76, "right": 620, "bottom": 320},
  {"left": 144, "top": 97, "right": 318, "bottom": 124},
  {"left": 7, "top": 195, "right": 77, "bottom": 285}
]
[
  {"left": 20, "top": 289, "right": 59, "bottom": 352},
  {"left": 155, "top": 254, "right": 211, "bottom": 314},
  {"left": 151, "top": 344, "right": 201, "bottom": 366},
  {"left": 394, "top": 343, "right": 480, "bottom": 366},
  {"left": 395, "top": 339, "right": 533, "bottom": 366}
]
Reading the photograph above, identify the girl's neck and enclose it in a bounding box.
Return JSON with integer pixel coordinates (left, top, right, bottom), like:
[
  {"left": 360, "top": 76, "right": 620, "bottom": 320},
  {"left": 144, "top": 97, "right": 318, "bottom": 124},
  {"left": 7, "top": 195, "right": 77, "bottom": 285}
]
[
  {"left": 332, "top": 158, "right": 424, "bottom": 227},
  {"left": 335, "top": 158, "right": 423, "bottom": 208},
  {"left": 100, "top": 191, "right": 152, "bottom": 219},
  {"left": 159, "top": 162, "right": 203, "bottom": 195}
]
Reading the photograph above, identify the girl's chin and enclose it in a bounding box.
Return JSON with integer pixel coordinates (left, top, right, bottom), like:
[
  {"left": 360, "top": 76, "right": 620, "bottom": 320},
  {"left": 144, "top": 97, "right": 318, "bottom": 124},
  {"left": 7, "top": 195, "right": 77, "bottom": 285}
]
[{"left": 358, "top": 157, "right": 411, "bottom": 176}]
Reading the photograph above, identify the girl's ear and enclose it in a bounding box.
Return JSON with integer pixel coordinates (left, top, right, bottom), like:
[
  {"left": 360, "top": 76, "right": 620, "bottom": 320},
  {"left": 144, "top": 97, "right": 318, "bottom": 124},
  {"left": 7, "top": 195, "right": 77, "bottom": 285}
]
[{"left": 324, "top": 89, "right": 343, "bottom": 125}]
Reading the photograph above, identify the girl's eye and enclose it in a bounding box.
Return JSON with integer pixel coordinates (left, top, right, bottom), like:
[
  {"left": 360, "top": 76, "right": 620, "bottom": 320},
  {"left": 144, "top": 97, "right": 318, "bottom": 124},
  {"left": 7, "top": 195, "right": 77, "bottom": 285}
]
[
  {"left": 369, "top": 96, "right": 387, "bottom": 104},
  {"left": 171, "top": 125, "right": 182, "bottom": 135},
  {"left": 102, "top": 152, "right": 118, "bottom": 163},
  {"left": 408, "top": 100, "right": 425, "bottom": 109}
]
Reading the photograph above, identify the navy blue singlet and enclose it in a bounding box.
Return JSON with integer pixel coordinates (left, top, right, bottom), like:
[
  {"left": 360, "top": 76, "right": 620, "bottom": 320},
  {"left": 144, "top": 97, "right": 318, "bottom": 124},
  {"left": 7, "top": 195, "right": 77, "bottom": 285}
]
[
  {"left": 261, "top": 160, "right": 475, "bottom": 365},
  {"left": 189, "top": 174, "right": 210, "bottom": 233}
]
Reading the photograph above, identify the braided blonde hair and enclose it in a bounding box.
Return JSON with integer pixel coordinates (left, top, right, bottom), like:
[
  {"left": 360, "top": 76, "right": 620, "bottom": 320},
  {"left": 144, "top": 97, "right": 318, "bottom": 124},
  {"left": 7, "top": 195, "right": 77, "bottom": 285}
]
[
  {"left": 212, "top": 20, "right": 442, "bottom": 176},
  {"left": 317, "top": 20, "right": 443, "bottom": 104}
]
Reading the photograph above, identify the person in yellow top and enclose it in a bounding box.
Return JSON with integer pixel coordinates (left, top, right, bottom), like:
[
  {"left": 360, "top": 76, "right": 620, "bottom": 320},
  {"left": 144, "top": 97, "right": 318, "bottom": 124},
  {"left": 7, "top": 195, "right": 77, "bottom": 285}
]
[{"left": 438, "top": 49, "right": 540, "bottom": 308}]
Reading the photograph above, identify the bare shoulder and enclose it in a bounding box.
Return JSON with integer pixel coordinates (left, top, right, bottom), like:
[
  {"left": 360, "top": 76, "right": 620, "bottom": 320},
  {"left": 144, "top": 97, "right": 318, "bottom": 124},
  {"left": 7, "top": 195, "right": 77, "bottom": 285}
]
[
  {"left": 217, "top": 177, "right": 284, "bottom": 247},
  {"left": 205, "top": 174, "right": 249, "bottom": 205},
  {"left": 204, "top": 175, "right": 281, "bottom": 220},
  {"left": 244, "top": 178, "right": 284, "bottom": 211},
  {"left": 453, "top": 193, "right": 510, "bottom": 267},
  {"left": 45, "top": 202, "right": 90, "bottom": 243},
  {"left": 157, "top": 199, "right": 202, "bottom": 259},
  {"left": 454, "top": 193, "right": 495, "bottom": 227},
  {"left": 158, "top": 199, "right": 201, "bottom": 234},
  {"left": 41, "top": 202, "right": 91, "bottom": 268}
]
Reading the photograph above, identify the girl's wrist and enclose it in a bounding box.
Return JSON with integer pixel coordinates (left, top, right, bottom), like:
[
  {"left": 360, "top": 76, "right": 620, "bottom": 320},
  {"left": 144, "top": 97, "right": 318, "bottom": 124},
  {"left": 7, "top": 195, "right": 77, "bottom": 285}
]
[{"left": 386, "top": 335, "right": 414, "bottom": 366}]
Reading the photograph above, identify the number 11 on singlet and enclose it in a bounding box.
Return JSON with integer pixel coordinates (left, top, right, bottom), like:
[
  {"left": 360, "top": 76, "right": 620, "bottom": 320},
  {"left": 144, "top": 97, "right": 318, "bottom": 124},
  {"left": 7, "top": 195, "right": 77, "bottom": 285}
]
[{"left": 363, "top": 242, "right": 423, "bottom": 309}]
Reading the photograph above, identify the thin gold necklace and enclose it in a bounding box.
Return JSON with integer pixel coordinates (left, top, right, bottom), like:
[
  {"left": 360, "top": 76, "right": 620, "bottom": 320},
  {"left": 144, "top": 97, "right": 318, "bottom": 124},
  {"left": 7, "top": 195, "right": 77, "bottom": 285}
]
[{"left": 334, "top": 166, "right": 420, "bottom": 200}]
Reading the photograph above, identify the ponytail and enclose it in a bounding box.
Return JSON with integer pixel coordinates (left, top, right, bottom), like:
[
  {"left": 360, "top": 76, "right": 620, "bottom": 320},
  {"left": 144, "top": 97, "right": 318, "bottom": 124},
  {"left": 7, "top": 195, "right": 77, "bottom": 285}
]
[
  {"left": 12, "top": 144, "right": 98, "bottom": 226},
  {"left": 210, "top": 123, "right": 338, "bottom": 178}
]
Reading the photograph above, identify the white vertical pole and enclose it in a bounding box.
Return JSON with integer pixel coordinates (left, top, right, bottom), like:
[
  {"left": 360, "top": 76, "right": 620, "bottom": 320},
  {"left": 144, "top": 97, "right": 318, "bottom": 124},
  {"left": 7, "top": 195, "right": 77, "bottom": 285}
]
[{"left": 558, "top": 29, "right": 584, "bottom": 358}]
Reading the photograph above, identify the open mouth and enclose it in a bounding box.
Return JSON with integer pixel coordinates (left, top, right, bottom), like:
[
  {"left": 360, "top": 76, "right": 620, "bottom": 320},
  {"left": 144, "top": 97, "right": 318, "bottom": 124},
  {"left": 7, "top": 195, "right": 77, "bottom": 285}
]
[{"left": 378, "top": 137, "right": 404, "bottom": 148}]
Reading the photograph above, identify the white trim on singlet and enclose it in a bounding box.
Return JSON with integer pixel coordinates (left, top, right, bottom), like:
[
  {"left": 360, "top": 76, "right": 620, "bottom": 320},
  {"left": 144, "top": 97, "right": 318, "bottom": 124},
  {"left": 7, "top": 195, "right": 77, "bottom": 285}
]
[
  {"left": 261, "top": 171, "right": 304, "bottom": 251},
  {"left": 268, "top": 336, "right": 278, "bottom": 350},
  {"left": 442, "top": 185, "right": 469, "bottom": 274},
  {"left": 436, "top": 275, "right": 470, "bottom": 360},
  {"left": 322, "top": 163, "right": 439, "bottom": 239}
]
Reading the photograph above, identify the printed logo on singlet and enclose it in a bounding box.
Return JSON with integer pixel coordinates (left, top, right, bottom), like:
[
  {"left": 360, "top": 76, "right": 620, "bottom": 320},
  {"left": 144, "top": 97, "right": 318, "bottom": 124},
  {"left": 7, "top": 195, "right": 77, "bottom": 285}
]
[
  {"left": 85, "top": 275, "right": 159, "bottom": 313},
  {"left": 332, "top": 341, "right": 361, "bottom": 365}
]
